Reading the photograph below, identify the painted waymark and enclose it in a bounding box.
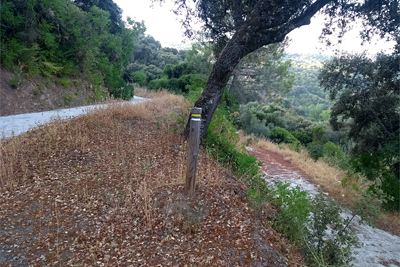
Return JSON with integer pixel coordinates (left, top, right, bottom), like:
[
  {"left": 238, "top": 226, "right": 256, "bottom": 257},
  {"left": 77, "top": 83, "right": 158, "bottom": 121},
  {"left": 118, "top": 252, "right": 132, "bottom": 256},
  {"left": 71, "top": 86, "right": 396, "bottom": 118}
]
[{"left": 185, "top": 107, "right": 202, "bottom": 195}]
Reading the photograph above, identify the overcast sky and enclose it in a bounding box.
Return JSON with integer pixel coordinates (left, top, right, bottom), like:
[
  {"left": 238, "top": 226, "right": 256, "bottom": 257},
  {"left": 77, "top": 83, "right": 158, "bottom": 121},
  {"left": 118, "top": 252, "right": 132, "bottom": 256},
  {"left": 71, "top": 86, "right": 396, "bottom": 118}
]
[{"left": 114, "top": 0, "right": 395, "bottom": 56}]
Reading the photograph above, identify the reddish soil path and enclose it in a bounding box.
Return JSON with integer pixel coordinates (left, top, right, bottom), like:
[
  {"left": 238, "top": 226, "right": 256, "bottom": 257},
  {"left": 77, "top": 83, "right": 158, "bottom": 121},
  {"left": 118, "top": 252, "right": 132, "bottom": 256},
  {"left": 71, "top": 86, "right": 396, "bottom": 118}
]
[{"left": 247, "top": 146, "right": 317, "bottom": 187}]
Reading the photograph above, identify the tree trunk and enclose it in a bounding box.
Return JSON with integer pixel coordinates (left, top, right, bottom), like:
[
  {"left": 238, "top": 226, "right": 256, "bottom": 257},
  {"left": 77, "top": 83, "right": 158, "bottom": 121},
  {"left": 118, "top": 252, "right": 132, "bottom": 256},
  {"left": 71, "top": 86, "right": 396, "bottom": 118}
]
[
  {"left": 183, "top": 0, "right": 326, "bottom": 141},
  {"left": 184, "top": 32, "right": 251, "bottom": 141},
  {"left": 228, "top": 59, "right": 242, "bottom": 95}
]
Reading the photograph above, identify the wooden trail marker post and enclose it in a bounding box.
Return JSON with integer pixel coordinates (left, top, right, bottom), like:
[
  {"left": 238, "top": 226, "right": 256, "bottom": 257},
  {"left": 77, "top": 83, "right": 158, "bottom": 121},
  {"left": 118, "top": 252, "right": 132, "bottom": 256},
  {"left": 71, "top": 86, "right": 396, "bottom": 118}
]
[{"left": 185, "top": 107, "right": 202, "bottom": 195}]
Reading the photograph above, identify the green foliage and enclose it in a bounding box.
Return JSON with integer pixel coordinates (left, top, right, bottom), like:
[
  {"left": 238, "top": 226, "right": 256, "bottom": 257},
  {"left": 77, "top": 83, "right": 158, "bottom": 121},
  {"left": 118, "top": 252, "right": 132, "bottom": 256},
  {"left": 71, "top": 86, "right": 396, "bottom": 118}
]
[
  {"left": 162, "top": 62, "right": 192, "bottom": 79},
  {"left": 239, "top": 102, "right": 317, "bottom": 140},
  {"left": 311, "top": 126, "right": 328, "bottom": 144},
  {"left": 132, "top": 71, "right": 147, "bottom": 86},
  {"left": 307, "top": 142, "right": 324, "bottom": 161},
  {"left": 269, "top": 127, "right": 299, "bottom": 144},
  {"left": 148, "top": 77, "right": 168, "bottom": 90},
  {"left": 271, "top": 182, "right": 310, "bottom": 242},
  {"left": 56, "top": 78, "right": 72, "bottom": 88},
  {"left": 184, "top": 43, "right": 213, "bottom": 75},
  {"left": 230, "top": 42, "right": 295, "bottom": 104},
  {"left": 307, "top": 127, "right": 329, "bottom": 161},
  {"left": 149, "top": 74, "right": 207, "bottom": 98},
  {"left": 269, "top": 127, "right": 301, "bottom": 151},
  {"left": 285, "top": 54, "right": 332, "bottom": 117},
  {"left": 322, "top": 141, "right": 348, "bottom": 169},
  {"left": 1, "top": 0, "right": 144, "bottom": 100},
  {"left": 246, "top": 182, "right": 361, "bottom": 266},
  {"left": 304, "top": 192, "right": 359, "bottom": 267},
  {"left": 10, "top": 67, "right": 24, "bottom": 89},
  {"left": 246, "top": 182, "right": 272, "bottom": 215},
  {"left": 204, "top": 108, "right": 261, "bottom": 179},
  {"left": 349, "top": 140, "right": 399, "bottom": 210},
  {"left": 319, "top": 53, "right": 399, "bottom": 155},
  {"left": 219, "top": 89, "right": 240, "bottom": 121},
  {"left": 291, "top": 129, "right": 312, "bottom": 146}
]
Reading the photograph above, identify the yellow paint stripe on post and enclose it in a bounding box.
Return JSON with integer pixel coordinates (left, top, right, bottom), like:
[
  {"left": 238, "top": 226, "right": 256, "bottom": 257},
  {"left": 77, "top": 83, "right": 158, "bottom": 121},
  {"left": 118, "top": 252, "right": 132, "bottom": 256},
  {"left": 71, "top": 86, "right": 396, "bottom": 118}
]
[{"left": 186, "top": 107, "right": 202, "bottom": 195}]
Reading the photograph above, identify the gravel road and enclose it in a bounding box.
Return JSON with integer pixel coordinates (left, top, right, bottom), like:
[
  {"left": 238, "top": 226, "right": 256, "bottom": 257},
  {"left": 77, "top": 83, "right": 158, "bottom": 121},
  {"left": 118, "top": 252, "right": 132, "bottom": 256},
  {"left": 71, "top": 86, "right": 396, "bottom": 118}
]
[{"left": 0, "top": 96, "right": 148, "bottom": 139}]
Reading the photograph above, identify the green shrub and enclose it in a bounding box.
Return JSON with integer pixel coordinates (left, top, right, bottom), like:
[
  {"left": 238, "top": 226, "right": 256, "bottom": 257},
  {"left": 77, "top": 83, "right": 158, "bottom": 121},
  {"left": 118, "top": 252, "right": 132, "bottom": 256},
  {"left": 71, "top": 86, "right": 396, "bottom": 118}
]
[
  {"left": 64, "top": 94, "right": 76, "bottom": 106},
  {"left": 148, "top": 77, "right": 169, "bottom": 90},
  {"left": 10, "top": 70, "right": 24, "bottom": 88},
  {"left": 307, "top": 141, "right": 324, "bottom": 161},
  {"left": 311, "top": 126, "right": 328, "bottom": 144},
  {"left": 350, "top": 148, "right": 400, "bottom": 211},
  {"left": 269, "top": 127, "right": 299, "bottom": 144},
  {"left": 167, "top": 78, "right": 186, "bottom": 93},
  {"left": 271, "top": 182, "right": 310, "bottom": 242},
  {"left": 107, "top": 74, "right": 134, "bottom": 100},
  {"left": 132, "top": 71, "right": 147, "bottom": 86},
  {"left": 322, "top": 141, "right": 348, "bottom": 169},
  {"left": 291, "top": 129, "right": 312, "bottom": 145},
  {"left": 303, "top": 192, "right": 359, "bottom": 267},
  {"left": 246, "top": 178, "right": 273, "bottom": 216},
  {"left": 204, "top": 108, "right": 261, "bottom": 179}
]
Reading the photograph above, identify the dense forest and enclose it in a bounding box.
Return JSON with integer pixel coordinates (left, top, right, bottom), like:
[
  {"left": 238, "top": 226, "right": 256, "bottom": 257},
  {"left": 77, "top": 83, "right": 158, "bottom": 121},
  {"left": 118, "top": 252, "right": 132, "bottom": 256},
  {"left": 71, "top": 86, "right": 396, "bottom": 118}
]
[{"left": 1, "top": 0, "right": 399, "bottom": 211}]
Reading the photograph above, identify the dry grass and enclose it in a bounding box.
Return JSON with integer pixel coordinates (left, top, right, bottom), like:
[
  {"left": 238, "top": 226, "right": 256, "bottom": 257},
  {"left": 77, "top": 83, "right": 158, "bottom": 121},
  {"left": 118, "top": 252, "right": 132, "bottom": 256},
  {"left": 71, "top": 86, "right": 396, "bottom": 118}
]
[
  {"left": 0, "top": 91, "right": 302, "bottom": 266},
  {"left": 240, "top": 132, "right": 354, "bottom": 202},
  {"left": 134, "top": 86, "right": 168, "bottom": 99},
  {"left": 239, "top": 131, "right": 400, "bottom": 235}
]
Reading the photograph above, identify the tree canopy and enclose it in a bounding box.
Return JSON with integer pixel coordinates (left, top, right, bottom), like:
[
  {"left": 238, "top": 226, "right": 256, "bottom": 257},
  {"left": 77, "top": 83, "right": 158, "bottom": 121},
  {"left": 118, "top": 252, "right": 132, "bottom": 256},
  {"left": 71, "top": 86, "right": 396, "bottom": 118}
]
[{"left": 156, "top": 0, "right": 400, "bottom": 140}]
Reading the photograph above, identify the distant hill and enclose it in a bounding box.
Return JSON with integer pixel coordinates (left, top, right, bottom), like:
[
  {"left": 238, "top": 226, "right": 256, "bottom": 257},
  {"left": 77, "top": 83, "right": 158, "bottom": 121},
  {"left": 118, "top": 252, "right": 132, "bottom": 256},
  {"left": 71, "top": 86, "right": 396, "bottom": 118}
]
[{"left": 284, "top": 53, "right": 333, "bottom": 117}]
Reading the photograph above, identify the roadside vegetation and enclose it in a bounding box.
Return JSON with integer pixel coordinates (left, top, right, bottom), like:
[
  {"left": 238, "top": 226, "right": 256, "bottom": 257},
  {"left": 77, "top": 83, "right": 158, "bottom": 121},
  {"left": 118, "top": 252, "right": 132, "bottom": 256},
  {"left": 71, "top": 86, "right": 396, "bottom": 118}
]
[{"left": 1, "top": 0, "right": 398, "bottom": 266}]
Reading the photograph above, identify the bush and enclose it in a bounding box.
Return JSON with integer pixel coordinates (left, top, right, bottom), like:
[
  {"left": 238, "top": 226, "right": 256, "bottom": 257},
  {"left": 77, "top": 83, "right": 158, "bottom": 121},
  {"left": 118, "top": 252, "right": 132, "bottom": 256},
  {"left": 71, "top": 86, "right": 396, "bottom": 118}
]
[
  {"left": 132, "top": 71, "right": 147, "bottom": 86},
  {"left": 148, "top": 77, "right": 169, "bottom": 90},
  {"left": 311, "top": 126, "right": 328, "bottom": 144},
  {"left": 322, "top": 141, "right": 348, "bottom": 169},
  {"left": 204, "top": 108, "right": 261, "bottom": 179},
  {"left": 350, "top": 148, "right": 400, "bottom": 211},
  {"left": 269, "top": 127, "right": 299, "bottom": 144},
  {"left": 307, "top": 141, "right": 324, "bottom": 161},
  {"left": 271, "top": 182, "right": 310, "bottom": 242},
  {"left": 291, "top": 129, "right": 312, "bottom": 145},
  {"left": 303, "top": 192, "right": 359, "bottom": 267}
]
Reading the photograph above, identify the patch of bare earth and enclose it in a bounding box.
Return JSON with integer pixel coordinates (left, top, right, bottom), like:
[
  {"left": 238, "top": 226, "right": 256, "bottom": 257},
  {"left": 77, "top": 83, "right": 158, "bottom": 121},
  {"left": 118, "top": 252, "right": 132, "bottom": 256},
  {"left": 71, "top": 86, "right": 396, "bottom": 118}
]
[
  {"left": 0, "top": 67, "right": 103, "bottom": 116},
  {"left": 0, "top": 93, "right": 302, "bottom": 266}
]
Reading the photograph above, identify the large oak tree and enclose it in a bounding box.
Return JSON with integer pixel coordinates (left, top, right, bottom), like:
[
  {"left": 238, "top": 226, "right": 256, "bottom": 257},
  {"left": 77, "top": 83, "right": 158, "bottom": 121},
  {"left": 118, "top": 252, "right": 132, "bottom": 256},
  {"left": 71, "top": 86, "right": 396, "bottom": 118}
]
[{"left": 156, "top": 0, "right": 399, "bottom": 140}]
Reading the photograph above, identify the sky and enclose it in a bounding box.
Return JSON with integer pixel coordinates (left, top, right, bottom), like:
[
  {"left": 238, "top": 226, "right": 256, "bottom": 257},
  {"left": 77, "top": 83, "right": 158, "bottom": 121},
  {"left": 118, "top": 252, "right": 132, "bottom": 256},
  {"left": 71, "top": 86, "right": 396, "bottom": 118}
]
[{"left": 114, "top": 0, "right": 395, "bottom": 56}]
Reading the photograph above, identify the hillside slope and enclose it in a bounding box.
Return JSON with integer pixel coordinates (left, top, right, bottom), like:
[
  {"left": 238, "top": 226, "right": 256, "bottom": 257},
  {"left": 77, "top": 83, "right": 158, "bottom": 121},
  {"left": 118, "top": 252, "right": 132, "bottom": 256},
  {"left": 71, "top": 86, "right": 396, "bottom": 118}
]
[
  {"left": 0, "top": 68, "right": 98, "bottom": 116},
  {"left": 0, "top": 91, "right": 301, "bottom": 266}
]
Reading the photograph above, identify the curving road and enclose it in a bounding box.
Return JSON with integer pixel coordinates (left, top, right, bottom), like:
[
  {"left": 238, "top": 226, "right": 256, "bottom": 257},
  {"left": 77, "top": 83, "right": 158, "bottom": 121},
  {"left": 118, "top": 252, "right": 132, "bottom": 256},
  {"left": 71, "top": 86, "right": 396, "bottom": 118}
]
[{"left": 0, "top": 96, "right": 149, "bottom": 139}]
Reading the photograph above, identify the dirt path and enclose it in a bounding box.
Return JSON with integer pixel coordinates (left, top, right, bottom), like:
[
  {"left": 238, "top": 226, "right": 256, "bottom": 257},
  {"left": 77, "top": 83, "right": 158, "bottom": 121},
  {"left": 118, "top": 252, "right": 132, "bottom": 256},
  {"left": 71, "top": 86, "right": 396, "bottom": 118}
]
[{"left": 248, "top": 146, "right": 400, "bottom": 267}]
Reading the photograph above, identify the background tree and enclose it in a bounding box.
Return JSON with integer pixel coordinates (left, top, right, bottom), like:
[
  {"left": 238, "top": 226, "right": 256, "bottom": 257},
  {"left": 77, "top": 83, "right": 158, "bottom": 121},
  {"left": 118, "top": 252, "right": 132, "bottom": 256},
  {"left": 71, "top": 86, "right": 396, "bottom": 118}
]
[
  {"left": 156, "top": 0, "right": 399, "bottom": 140},
  {"left": 319, "top": 48, "right": 400, "bottom": 210},
  {"left": 229, "top": 42, "right": 295, "bottom": 104},
  {"left": 319, "top": 51, "right": 399, "bottom": 155}
]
